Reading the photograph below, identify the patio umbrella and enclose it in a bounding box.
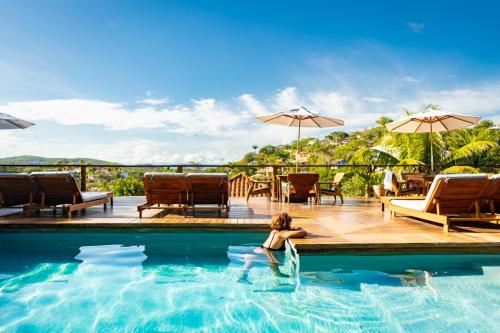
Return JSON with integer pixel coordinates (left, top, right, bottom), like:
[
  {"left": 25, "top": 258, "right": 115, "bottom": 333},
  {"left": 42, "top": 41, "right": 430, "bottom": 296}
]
[
  {"left": 0, "top": 112, "right": 34, "bottom": 130},
  {"left": 256, "top": 106, "right": 344, "bottom": 171},
  {"left": 385, "top": 109, "right": 480, "bottom": 172}
]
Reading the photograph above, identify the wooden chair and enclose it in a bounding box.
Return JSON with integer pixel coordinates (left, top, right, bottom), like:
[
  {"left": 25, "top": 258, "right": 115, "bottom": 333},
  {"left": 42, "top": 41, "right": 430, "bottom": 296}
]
[
  {"left": 320, "top": 172, "right": 345, "bottom": 204},
  {"left": 282, "top": 173, "right": 319, "bottom": 204},
  {"left": 31, "top": 172, "right": 113, "bottom": 218},
  {"left": 390, "top": 173, "right": 418, "bottom": 197},
  {"left": 244, "top": 174, "right": 272, "bottom": 202},
  {"left": 389, "top": 174, "right": 497, "bottom": 232},
  {"left": 138, "top": 173, "right": 187, "bottom": 218},
  {"left": 0, "top": 173, "right": 39, "bottom": 216},
  {"left": 187, "top": 173, "right": 229, "bottom": 216},
  {"left": 401, "top": 173, "right": 424, "bottom": 194}
]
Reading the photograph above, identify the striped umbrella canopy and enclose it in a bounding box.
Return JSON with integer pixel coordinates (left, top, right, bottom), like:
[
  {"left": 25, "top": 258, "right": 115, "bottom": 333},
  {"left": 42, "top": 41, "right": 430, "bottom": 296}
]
[
  {"left": 256, "top": 106, "right": 344, "bottom": 170},
  {"left": 386, "top": 110, "right": 480, "bottom": 172},
  {"left": 0, "top": 112, "right": 34, "bottom": 130}
]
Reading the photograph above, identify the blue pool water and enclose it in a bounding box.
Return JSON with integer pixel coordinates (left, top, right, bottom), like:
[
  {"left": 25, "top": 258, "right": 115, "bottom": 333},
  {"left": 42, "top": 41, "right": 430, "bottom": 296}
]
[{"left": 0, "top": 231, "right": 499, "bottom": 332}]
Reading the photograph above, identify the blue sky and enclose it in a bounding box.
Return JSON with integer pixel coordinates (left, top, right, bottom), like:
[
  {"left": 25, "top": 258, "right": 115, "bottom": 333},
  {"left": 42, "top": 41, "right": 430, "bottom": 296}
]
[{"left": 1, "top": 0, "right": 499, "bottom": 163}]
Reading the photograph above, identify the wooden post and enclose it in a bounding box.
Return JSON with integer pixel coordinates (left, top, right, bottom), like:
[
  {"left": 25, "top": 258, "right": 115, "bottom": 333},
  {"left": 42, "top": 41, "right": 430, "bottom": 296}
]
[
  {"left": 272, "top": 166, "right": 278, "bottom": 200},
  {"left": 176, "top": 166, "right": 183, "bottom": 173},
  {"left": 81, "top": 165, "right": 87, "bottom": 191}
]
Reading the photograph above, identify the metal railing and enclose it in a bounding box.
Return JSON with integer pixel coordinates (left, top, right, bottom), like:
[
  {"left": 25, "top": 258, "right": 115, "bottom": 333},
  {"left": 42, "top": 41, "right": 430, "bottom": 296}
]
[{"left": 0, "top": 163, "right": 498, "bottom": 192}]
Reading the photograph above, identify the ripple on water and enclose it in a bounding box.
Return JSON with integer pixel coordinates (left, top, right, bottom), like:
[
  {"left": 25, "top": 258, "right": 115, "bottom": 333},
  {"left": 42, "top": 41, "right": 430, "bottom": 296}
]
[{"left": 0, "top": 243, "right": 499, "bottom": 333}]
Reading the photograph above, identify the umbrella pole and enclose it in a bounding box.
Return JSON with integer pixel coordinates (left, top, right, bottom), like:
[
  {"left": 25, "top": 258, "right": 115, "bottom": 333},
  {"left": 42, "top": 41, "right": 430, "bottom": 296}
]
[
  {"left": 429, "top": 123, "right": 434, "bottom": 173},
  {"left": 296, "top": 119, "right": 301, "bottom": 172}
]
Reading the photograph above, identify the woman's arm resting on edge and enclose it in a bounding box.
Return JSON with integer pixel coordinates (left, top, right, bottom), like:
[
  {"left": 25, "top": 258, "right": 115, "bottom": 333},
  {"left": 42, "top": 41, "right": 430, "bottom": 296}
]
[{"left": 283, "top": 227, "right": 307, "bottom": 239}]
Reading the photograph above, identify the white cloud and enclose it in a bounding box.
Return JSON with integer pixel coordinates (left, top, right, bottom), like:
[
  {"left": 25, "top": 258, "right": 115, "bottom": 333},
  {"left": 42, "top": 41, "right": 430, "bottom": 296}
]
[
  {"left": 309, "top": 91, "right": 355, "bottom": 117},
  {"left": 422, "top": 86, "right": 500, "bottom": 118},
  {"left": 157, "top": 98, "right": 245, "bottom": 136},
  {"left": 274, "top": 87, "right": 303, "bottom": 111},
  {"left": 238, "top": 93, "right": 266, "bottom": 115},
  {"left": 407, "top": 22, "right": 425, "bottom": 33},
  {"left": 137, "top": 97, "right": 169, "bottom": 106},
  {"left": 0, "top": 98, "right": 244, "bottom": 135},
  {"left": 402, "top": 76, "right": 422, "bottom": 83},
  {"left": 0, "top": 131, "right": 231, "bottom": 164},
  {"left": 363, "top": 97, "right": 387, "bottom": 104}
]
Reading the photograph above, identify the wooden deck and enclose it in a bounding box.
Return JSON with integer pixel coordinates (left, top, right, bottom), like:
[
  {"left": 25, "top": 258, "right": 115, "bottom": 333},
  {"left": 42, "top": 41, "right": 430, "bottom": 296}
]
[{"left": 1, "top": 196, "right": 499, "bottom": 254}]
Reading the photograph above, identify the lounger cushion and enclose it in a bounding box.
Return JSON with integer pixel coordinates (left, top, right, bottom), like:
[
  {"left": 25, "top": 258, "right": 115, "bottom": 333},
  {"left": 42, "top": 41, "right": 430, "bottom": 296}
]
[
  {"left": 391, "top": 199, "right": 426, "bottom": 211},
  {"left": 0, "top": 172, "right": 31, "bottom": 177},
  {"left": 144, "top": 173, "right": 185, "bottom": 177},
  {"left": 31, "top": 171, "right": 74, "bottom": 177},
  {"left": 187, "top": 173, "right": 228, "bottom": 177},
  {"left": 81, "top": 192, "right": 109, "bottom": 202}
]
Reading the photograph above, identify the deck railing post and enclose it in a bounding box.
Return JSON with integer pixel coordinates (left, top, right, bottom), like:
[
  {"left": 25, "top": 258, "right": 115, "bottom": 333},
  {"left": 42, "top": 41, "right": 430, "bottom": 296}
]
[
  {"left": 177, "top": 166, "right": 183, "bottom": 173},
  {"left": 272, "top": 166, "right": 279, "bottom": 200},
  {"left": 80, "top": 165, "right": 87, "bottom": 191}
]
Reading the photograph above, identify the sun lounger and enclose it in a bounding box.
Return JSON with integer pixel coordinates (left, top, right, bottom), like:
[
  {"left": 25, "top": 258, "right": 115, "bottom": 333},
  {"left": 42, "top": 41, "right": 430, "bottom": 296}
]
[
  {"left": 186, "top": 173, "right": 229, "bottom": 216},
  {"left": 0, "top": 173, "right": 39, "bottom": 215},
  {"left": 484, "top": 174, "right": 500, "bottom": 214},
  {"left": 138, "top": 173, "right": 187, "bottom": 218},
  {"left": 283, "top": 173, "right": 319, "bottom": 204},
  {"left": 389, "top": 174, "right": 497, "bottom": 232},
  {"left": 31, "top": 172, "right": 113, "bottom": 218}
]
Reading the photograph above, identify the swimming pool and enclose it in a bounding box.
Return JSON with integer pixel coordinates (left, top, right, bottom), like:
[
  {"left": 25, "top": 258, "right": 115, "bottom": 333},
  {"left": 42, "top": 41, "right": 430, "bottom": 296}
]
[{"left": 0, "top": 231, "right": 499, "bottom": 332}]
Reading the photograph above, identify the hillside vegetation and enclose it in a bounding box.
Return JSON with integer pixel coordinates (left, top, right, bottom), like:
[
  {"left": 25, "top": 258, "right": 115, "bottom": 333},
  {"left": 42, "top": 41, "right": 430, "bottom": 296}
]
[{"left": 0, "top": 155, "right": 116, "bottom": 165}]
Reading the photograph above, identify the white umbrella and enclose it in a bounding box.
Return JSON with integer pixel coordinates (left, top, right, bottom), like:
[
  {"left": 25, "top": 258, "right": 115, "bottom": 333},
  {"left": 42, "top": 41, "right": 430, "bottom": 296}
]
[
  {"left": 385, "top": 110, "right": 480, "bottom": 172},
  {"left": 0, "top": 112, "right": 34, "bottom": 130},
  {"left": 256, "top": 106, "right": 344, "bottom": 170}
]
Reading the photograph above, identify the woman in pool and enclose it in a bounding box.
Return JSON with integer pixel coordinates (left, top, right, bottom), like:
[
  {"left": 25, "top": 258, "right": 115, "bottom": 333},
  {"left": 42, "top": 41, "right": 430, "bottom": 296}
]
[
  {"left": 228, "top": 212, "right": 307, "bottom": 283},
  {"left": 262, "top": 212, "right": 307, "bottom": 252}
]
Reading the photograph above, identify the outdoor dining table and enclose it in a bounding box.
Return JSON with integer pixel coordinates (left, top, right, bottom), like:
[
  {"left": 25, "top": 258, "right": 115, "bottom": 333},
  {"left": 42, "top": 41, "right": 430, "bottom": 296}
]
[{"left": 404, "top": 174, "right": 436, "bottom": 195}]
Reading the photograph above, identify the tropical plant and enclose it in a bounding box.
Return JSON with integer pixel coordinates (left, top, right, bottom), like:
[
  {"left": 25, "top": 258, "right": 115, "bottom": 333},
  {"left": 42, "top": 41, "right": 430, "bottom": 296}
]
[
  {"left": 443, "top": 126, "right": 499, "bottom": 167},
  {"left": 441, "top": 166, "right": 480, "bottom": 174},
  {"left": 113, "top": 177, "right": 144, "bottom": 196}
]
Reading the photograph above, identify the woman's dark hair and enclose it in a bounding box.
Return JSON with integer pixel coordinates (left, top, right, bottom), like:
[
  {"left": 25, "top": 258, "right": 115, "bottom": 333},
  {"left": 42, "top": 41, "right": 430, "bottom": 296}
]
[{"left": 270, "top": 212, "right": 292, "bottom": 231}]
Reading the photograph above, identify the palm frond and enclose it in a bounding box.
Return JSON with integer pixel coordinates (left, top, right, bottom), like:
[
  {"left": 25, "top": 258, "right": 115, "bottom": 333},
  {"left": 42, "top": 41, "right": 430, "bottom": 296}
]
[
  {"left": 448, "top": 141, "right": 497, "bottom": 162},
  {"left": 441, "top": 166, "right": 480, "bottom": 174}
]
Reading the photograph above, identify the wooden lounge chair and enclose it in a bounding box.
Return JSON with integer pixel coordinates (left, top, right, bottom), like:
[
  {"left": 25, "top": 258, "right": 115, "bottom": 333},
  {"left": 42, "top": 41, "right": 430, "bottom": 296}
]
[
  {"left": 484, "top": 174, "right": 500, "bottom": 214},
  {"left": 283, "top": 173, "right": 319, "bottom": 204},
  {"left": 31, "top": 172, "right": 113, "bottom": 218},
  {"left": 320, "top": 172, "right": 344, "bottom": 204},
  {"left": 187, "top": 173, "right": 229, "bottom": 216},
  {"left": 0, "top": 173, "right": 39, "bottom": 215},
  {"left": 138, "top": 173, "right": 187, "bottom": 218},
  {"left": 389, "top": 174, "right": 497, "bottom": 232}
]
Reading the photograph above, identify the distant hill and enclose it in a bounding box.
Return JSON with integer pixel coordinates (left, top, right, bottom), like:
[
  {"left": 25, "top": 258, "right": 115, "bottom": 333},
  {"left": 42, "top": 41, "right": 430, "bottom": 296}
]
[{"left": 0, "top": 155, "right": 118, "bottom": 165}]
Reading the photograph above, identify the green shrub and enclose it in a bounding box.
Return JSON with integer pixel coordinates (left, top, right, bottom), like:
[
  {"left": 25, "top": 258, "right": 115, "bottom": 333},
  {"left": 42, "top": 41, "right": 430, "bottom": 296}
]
[
  {"left": 441, "top": 166, "right": 480, "bottom": 174},
  {"left": 113, "top": 177, "right": 144, "bottom": 196},
  {"left": 369, "top": 171, "right": 384, "bottom": 185},
  {"left": 341, "top": 174, "right": 366, "bottom": 197}
]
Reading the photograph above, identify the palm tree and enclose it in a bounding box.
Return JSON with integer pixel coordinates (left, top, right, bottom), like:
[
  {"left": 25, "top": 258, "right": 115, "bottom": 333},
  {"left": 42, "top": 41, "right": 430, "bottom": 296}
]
[{"left": 441, "top": 125, "right": 499, "bottom": 172}]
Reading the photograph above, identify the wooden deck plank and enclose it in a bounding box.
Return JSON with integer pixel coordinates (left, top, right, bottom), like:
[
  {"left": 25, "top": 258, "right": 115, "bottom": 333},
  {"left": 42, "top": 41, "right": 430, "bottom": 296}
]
[{"left": 0, "top": 196, "right": 498, "bottom": 253}]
